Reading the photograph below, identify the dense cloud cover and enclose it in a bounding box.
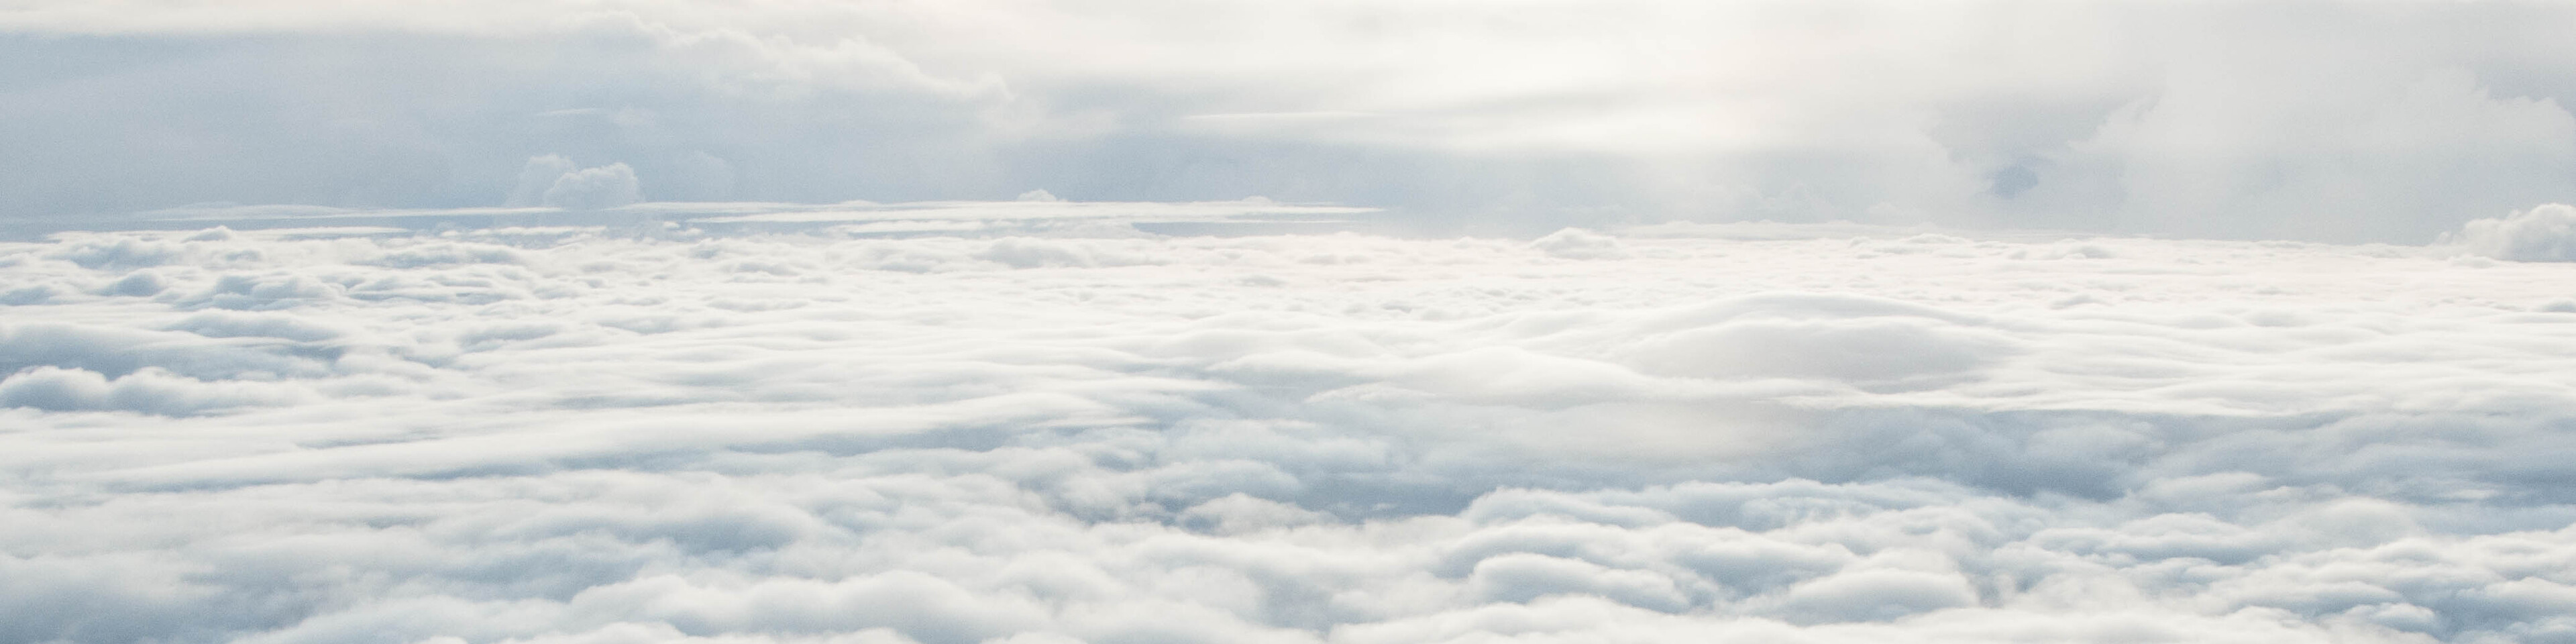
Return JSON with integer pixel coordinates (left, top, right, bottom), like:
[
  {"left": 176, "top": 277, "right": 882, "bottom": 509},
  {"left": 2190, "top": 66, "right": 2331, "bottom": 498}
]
[
  {"left": 6, "top": 212, "right": 2576, "bottom": 643},
  {"left": 7, "top": 1, "right": 2576, "bottom": 240}
]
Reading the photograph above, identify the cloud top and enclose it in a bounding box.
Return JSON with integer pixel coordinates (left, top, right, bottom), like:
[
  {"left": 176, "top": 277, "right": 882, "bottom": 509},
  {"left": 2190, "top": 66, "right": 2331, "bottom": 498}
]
[{"left": 2449, "top": 203, "right": 2576, "bottom": 262}]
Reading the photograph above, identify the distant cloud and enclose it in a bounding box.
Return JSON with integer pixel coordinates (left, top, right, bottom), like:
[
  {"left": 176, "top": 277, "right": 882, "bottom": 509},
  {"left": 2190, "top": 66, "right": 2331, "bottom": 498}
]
[
  {"left": 504, "top": 154, "right": 579, "bottom": 207},
  {"left": 2448, "top": 203, "right": 2576, "bottom": 262},
  {"left": 507, "top": 155, "right": 643, "bottom": 209},
  {"left": 1530, "top": 227, "right": 1628, "bottom": 260},
  {"left": 542, "top": 163, "right": 643, "bottom": 209}
]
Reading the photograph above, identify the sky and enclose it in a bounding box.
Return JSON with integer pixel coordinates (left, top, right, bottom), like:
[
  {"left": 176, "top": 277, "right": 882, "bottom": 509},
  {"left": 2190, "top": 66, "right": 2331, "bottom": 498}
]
[
  {"left": 9, "top": 3, "right": 2576, "bottom": 644},
  {"left": 6, "top": 0, "right": 2576, "bottom": 240}
]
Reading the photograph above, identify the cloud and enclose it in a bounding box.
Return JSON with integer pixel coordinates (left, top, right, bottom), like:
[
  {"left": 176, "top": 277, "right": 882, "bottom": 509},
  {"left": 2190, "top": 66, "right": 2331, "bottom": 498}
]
[
  {"left": 2447, "top": 203, "right": 2576, "bottom": 262},
  {"left": 1529, "top": 228, "right": 1628, "bottom": 260},
  {"left": 508, "top": 156, "right": 644, "bottom": 209},
  {"left": 0, "top": 365, "right": 309, "bottom": 415},
  {"left": 505, "top": 155, "right": 581, "bottom": 207},
  {"left": 543, "top": 163, "right": 644, "bottom": 210},
  {"left": 5, "top": 217, "right": 2576, "bottom": 643}
]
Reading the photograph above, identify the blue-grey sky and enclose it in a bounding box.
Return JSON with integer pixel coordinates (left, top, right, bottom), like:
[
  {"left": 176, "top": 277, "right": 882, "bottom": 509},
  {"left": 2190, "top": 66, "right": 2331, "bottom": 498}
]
[{"left": 7, "top": 1, "right": 2576, "bottom": 241}]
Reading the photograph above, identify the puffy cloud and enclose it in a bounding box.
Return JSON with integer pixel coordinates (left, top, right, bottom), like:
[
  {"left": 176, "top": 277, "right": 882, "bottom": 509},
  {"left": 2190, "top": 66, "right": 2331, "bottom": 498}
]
[
  {"left": 2447, "top": 203, "right": 2576, "bottom": 262},
  {"left": 508, "top": 156, "right": 645, "bottom": 210},
  {"left": 4, "top": 214, "right": 2576, "bottom": 643},
  {"left": 506, "top": 155, "right": 582, "bottom": 208},
  {"left": 542, "top": 164, "right": 644, "bottom": 211},
  {"left": 1529, "top": 228, "right": 1627, "bottom": 260},
  {"left": 0, "top": 364, "right": 311, "bottom": 415}
]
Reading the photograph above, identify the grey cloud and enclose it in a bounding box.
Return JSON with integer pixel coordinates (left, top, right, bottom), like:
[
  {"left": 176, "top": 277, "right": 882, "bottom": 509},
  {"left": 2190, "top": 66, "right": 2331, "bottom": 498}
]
[
  {"left": 166, "top": 311, "right": 349, "bottom": 342},
  {"left": 542, "top": 164, "right": 643, "bottom": 211},
  {"left": 506, "top": 155, "right": 581, "bottom": 208},
  {"left": 1770, "top": 566, "right": 1981, "bottom": 624},
  {"left": 0, "top": 365, "right": 311, "bottom": 415},
  {"left": 1529, "top": 228, "right": 1627, "bottom": 260},
  {"left": 508, "top": 156, "right": 645, "bottom": 210},
  {"left": 0, "top": 321, "right": 341, "bottom": 382}
]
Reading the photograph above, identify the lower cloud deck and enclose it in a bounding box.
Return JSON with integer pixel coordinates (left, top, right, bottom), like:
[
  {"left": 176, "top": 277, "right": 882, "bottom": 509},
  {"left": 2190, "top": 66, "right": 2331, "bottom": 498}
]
[{"left": 4, "top": 223, "right": 2574, "bottom": 643}]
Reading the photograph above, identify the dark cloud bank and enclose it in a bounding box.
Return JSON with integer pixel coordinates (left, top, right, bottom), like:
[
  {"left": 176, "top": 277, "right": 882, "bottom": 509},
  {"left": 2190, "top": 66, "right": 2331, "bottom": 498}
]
[{"left": 8, "top": 1, "right": 2576, "bottom": 241}]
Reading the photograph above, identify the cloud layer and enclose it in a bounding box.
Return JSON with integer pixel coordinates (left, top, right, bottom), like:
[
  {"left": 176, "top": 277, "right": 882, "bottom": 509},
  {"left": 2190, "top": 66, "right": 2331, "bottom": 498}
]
[{"left": 5, "top": 215, "right": 2576, "bottom": 643}]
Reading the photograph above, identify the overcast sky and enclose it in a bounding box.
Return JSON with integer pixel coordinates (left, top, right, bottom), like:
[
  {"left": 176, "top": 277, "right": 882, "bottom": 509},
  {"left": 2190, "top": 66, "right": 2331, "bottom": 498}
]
[{"left": 7, "top": 0, "right": 2576, "bottom": 240}]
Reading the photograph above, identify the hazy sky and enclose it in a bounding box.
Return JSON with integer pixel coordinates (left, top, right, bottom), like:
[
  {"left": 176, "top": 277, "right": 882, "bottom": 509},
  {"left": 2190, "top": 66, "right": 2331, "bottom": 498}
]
[{"left": 7, "top": 0, "right": 2576, "bottom": 240}]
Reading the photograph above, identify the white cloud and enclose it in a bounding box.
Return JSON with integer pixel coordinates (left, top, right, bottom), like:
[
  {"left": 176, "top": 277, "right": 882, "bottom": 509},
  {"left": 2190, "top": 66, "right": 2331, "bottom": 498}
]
[
  {"left": 542, "top": 163, "right": 644, "bottom": 211},
  {"left": 508, "top": 156, "right": 645, "bottom": 210},
  {"left": 4, "top": 216, "right": 2576, "bottom": 642},
  {"left": 506, "top": 155, "right": 580, "bottom": 208},
  {"left": 2447, "top": 203, "right": 2576, "bottom": 262},
  {"left": 1529, "top": 228, "right": 1627, "bottom": 260}
]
